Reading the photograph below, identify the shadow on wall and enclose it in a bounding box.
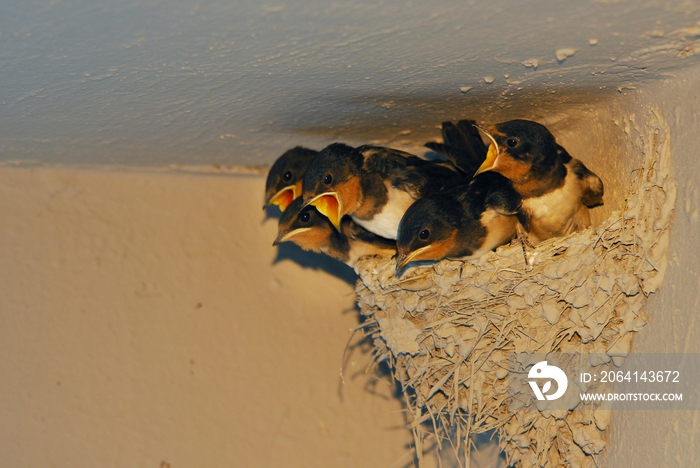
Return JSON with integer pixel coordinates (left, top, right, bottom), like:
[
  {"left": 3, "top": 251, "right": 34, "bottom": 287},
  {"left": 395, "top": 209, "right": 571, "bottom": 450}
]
[
  {"left": 265, "top": 205, "right": 359, "bottom": 286},
  {"left": 281, "top": 85, "right": 624, "bottom": 149},
  {"left": 273, "top": 242, "right": 358, "bottom": 286}
]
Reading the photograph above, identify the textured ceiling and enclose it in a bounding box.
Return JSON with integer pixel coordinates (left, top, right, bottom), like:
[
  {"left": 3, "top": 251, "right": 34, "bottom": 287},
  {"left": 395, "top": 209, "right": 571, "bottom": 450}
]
[{"left": 1, "top": 0, "right": 699, "bottom": 167}]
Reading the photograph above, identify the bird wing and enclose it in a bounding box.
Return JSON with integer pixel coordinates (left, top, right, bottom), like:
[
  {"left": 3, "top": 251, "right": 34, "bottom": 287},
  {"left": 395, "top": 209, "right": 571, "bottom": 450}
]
[
  {"left": 360, "top": 145, "right": 459, "bottom": 199},
  {"left": 425, "top": 120, "right": 487, "bottom": 176},
  {"left": 454, "top": 172, "right": 522, "bottom": 218}
]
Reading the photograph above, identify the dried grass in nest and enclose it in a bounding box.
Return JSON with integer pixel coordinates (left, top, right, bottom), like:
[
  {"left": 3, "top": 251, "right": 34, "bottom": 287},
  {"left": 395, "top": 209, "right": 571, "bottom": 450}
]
[{"left": 354, "top": 112, "right": 676, "bottom": 467}]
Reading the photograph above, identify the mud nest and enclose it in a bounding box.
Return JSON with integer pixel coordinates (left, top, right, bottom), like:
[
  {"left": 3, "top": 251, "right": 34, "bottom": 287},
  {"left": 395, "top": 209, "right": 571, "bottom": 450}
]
[{"left": 354, "top": 113, "right": 676, "bottom": 467}]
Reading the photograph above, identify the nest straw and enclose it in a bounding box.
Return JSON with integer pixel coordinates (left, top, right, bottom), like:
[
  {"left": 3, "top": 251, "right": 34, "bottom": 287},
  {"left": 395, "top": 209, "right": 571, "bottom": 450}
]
[{"left": 354, "top": 111, "right": 676, "bottom": 467}]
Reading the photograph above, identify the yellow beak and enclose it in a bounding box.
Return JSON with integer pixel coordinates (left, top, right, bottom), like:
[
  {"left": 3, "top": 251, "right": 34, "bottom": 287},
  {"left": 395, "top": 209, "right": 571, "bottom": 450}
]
[
  {"left": 305, "top": 192, "right": 342, "bottom": 231},
  {"left": 474, "top": 143, "right": 500, "bottom": 176},
  {"left": 267, "top": 185, "right": 296, "bottom": 212},
  {"left": 273, "top": 227, "right": 312, "bottom": 246},
  {"left": 395, "top": 244, "right": 434, "bottom": 273}
]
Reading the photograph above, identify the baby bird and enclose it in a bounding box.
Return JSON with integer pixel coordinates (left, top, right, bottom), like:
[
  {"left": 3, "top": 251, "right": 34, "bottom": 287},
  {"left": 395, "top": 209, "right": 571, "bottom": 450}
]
[
  {"left": 301, "top": 143, "right": 461, "bottom": 240},
  {"left": 264, "top": 146, "right": 318, "bottom": 212},
  {"left": 474, "top": 119, "right": 604, "bottom": 244},
  {"left": 395, "top": 172, "right": 522, "bottom": 273},
  {"left": 274, "top": 197, "right": 396, "bottom": 268}
]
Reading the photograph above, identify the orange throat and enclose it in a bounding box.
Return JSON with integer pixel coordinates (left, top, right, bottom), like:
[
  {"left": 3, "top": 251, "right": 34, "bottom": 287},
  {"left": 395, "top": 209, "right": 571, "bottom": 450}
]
[
  {"left": 269, "top": 186, "right": 296, "bottom": 212},
  {"left": 308, "top": 192, "right": 342, "bottom": 230}
]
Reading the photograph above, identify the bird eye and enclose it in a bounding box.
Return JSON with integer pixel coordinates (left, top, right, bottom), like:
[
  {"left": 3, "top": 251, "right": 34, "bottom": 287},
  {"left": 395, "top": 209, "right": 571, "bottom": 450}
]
[
  {"left": 300, "top": 211, "right": 311, "bottom": 222},
  {"left": 506, "top": 137, "right": 519, "bottom": 148},
  {"left": 419, "top": 229, "right": 430, "bottom": 240},
  {"left": 323, "top": 174, "right": 333, "bottom": 185},
  {"left": 283, "top": 171, "right": 292, "bottom": 182}
]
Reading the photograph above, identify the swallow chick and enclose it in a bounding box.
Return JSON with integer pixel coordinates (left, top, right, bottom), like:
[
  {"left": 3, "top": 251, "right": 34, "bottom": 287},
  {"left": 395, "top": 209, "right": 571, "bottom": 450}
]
[
  {"left": 474, "top": 119, "right": 604, "bottom": 244},
  {"left": 301, "top": 143, "right": 461, "bottom": 240},
  {"left": 424, "top": 119, "right": 487, "bottom": 176},
  {"left": 264, "top": 146, "right": 318, "bottom": 212},
  {"left": 274, "top": 197, "right": 397, "bottom": 268},
  {"left": 395, "top": 172, "right": 522, "bottom": 273}
]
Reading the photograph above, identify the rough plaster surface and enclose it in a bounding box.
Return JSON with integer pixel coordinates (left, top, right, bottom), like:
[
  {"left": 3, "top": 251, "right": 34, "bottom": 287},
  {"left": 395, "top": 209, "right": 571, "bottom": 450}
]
[
  {"left": 601, "top": 65, "right": 700, "bottom": 468},
  {"left": 0, "top": 169, "right": 411, "bottom": 467},
  {"left": 2, "top": 0, "right": 700, "bottom": 166}
]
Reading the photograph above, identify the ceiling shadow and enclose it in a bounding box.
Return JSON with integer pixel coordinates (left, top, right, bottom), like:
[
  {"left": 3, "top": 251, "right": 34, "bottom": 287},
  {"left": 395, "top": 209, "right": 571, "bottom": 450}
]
[{"left": 278, "top": 84, "right": 626, "bottom": 148}]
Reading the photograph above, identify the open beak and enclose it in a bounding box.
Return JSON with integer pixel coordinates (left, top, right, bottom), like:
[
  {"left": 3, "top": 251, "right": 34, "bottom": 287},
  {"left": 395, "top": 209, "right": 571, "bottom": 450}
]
[
  {"left": 266, "top": 186, "right": 297, "bottom": 212},
  {"left": 474, "top": 131, "right": 500, "bottom": 176},
  {"left": 395, "top": 244, "right": 434, "bottom": 274},
  {"left": 273, "top": 227, "right": 312, "bottom": 246},
  {"left": 304, "top": 192, "right": 342, "bottom": 231}
]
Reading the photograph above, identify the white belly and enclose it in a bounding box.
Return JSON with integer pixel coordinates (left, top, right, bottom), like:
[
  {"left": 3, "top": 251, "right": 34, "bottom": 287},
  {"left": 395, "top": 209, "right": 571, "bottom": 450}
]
[
  {"left": 522, "top": 166, "right": 587, "bottom": 242},
  {"left": 352, "top": 186, "right": 415, "bottom": 240}
]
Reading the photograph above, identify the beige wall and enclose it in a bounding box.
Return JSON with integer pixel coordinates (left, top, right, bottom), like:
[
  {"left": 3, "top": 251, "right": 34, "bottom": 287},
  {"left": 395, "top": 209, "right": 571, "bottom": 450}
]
[{"left": 0, "top": 168, "right": 410, "bottom": 467}]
